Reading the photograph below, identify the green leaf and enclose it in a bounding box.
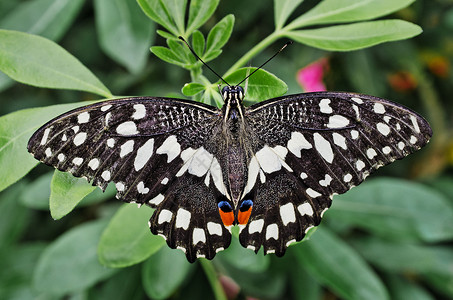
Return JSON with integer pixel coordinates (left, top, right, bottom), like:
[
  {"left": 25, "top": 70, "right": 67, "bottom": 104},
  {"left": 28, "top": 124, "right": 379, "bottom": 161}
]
[
  {"left": 288, "top": 0, "right": 415, "bottom": 28},
  {"left": 205, "top": 15, "right": 234, "bottom": 61},
  {"left": 20, "top": 172, "right": 115, "bottom": 211},
  {"left": 49, "top": 170, "right": 97, "bottom": 220},
  {"left": 191, "top": 30, "right": 205, "bottom": 57},
  {"left": 137, "top": 0, "right": 184, "bottom": 36},
  {"left": 98, "top": 204, "right": 165, "bottom": 268},
  {"left": 386, "top": 274, "right": 435, "bottom": 300},
  {"left": 167, "top": 38, "right": 192, "bottom": 64},
  {"left": 0, "top": 182, "right": 31, "bottom": 247},
  {"left": 19, "top": 172, "right": 53, "bottom": 210},
  {"left": 223, "top": 68, "right": 287, "bottom": 104},
  {"left": 328, "top": 178, "right": 453, "bottom": 243},
  {"left": 0, "top": 0, "right": 85, "bottom": 41},
  {"left": 33, "top": 220, "right": 116, "bottom": 296},
  {"left": 274, "top": 0, "right": 304, "bottom": 30},
  {"left": 216, "top": 235, "right": 270, "bottom": 273},
  {"left": 150, "top": 46, "right": 185, "bottom": 67},
  {"left": 156, "top": 29, "right": 175, "bottom": 40},
  {"left": 0, "top": 243, "right": 48, "bottom": 299},
  {"left": 94, "top": 0, "right": 155, "bottom": 74},
  {"left": 295, "top": 227, "right": 389, "bottom": 300},
  {"left": 0, "top": 101, "right": 95, "bottom": 192},
  {"left": 186, "top": 0, "right": 219, "bottom": 36},
  {"left": 352, "top": 237, "right": 453, "bottom": 277},
  {"left": 182, "top": 82, "right": 205, "bottom": 96},
  {"left": 286, "top": 20, "right": 422, "bottom": 51},
  {"left": 142, "top": 247, "right": 193, "bottom": 300},
  {"left": 0, "top": 30, "right": 111, "bottom": 97}
]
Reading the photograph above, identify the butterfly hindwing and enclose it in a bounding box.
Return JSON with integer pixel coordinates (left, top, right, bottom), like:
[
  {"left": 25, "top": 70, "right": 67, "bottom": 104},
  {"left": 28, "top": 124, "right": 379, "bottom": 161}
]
[
  {"left": 239, "top": 92, "right": 432, "bottom": 254},
  {"left": 28, "top": 97, "right": 234, "bottom": 261}
]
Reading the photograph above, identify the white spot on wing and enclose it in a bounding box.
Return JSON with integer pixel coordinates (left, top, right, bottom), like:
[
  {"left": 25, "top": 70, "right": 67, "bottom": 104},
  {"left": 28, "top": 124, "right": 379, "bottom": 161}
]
[
  {"left": 137, "top": 181, "right": 149, "bottom": 194},
  {"left": 161, "top": 177, "right": 169, "bottom": 185},
  {"left": 298, "top": 203, "right": 314, "bottom": 216},
  {"left": 175, "top": 208, "right": 191, "bottom": 230},
  {"left": 207, "top": 222, "right": 222, "bottom": 236},
  {"left": 45, "top": 148, "right": 52, "bottom": 157},
  {"left": 373, "top": 103, "right": 386, "bottom": 114},
  {"left": 188, "top": 147, "right": 213, "bottom": 177},
  {"left": 107, "top": 138, "right": 115, "bottom": 148},
  {"left": 343, "top": 173, "right": 352, "bottom": 183},
  {"left": 41, "top": 128, "right": 51, "bottom": 145},
  {"left": 350, "top": 130, "right": 359, "bottom": 139},
  {"left": 287, "top": 132, "right": 312, "bottom": 158},
  {"left": 410, "top": 136, "right": 417, "bottom": 144},
  {"left": 57, "top": 153, "right": 65, "bottom": 162},
  {"left": 351, "top": 97, "right": 363, "bottom": 104},
  {"left": 327, "top": 115, "right": 350, "bottom": 128},
  {"left": 255, "top": 145, "right": 282, "bottom": 173},
  {"left": 356, "top": 159, "right": 365, "bottom": 171},
  {"left": 115, "top": 182, "right": 125, "bottom": 191},
  {"left": 149, "top": 193, "right": 164, "bottom": 205},
  {"left": 306, "top": 188, "right": 321, "bottom": 198},
  {"left": 73, "top": 132, "right": 87, "bottom": 146},
  {"left": 193, "top": 228, "right": 206, "bottom": 245},
  {"left": 313, "top": 133, "right": 334, "bottom": 163},
  {"left": 132, "top": 104, "right": 146, "bottom": 119},
  {"left": 101, "top": 170, "right": 111, "bottom": 181},
  {"left": 332, "top": 133, "right": 347, "bottom": 150},
  {"left": 377, "top": 122, "right": 391, "bottom": 136},
  {"left": 120, "top": 140, "right": 135, "bottom": 157},
  {"left": 156, "top": 135, "right": 181, "bottom": 163},
  {"left": 366, "top": 148, "right": 378, "bottom": 159},
  {"left": 319, "top": 174, "right": 332, "bottom": 187},
  {"left": 88, "top": 158, "right": 100, "bottom": 170},
  {"left": 134, "top": 138, "right": 154, "bottom": 171},
  {"left": 266, "top": 224, "right": 279, "bottom": 240},
  {"left": 248, "top": 219, "right": 264, "bottom": 234},
  {"left": 158, "top": 209, "right": 173, "bottom": 224},
  {"left": 116, "top": 121, "right": 138, "bottom": 135},
  {"left": 279, "top": 203, "right": 296, "bottom": 226},
  {"left": 77, "top": 112, "right": 90, "bottom": 124},
  {"left": 398, "top": 141, "right": 405, "bottom": 150},
  {"left": 382, "top": 146, "right": 392, "bottom": 154},
  {"left": 72, "top": 157, "right": 83, "bottom": 165},
  {"left": 101, "top": 104, "right": 112, "bottom": 111},
  {"left": 319, "top": 98, "right": 333, "bottom": 114},
  {"left": 410, "top": 115, "right": 420, "bottom": 133}
]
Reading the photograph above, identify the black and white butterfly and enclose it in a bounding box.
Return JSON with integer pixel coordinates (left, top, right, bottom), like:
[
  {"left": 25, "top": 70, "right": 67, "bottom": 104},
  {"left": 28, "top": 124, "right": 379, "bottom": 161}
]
[
  {"left": 27, "top": 39, "right": 432, "bottom": 262},
  {"left": 28, "top": 86, "right": 432, "bottom": 262}
]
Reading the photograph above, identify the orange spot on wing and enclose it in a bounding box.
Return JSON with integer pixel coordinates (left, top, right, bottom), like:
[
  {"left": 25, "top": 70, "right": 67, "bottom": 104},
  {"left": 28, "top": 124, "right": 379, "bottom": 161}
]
[
  {"left": 219, "top": 209, "right": 234, "bottom": 227},
  {"left": 237, "top": 206, "right": 252, "bottom": 225}
]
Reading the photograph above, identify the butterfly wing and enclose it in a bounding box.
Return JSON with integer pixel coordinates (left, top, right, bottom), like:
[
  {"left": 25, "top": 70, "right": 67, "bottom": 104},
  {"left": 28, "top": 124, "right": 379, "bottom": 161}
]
[
  {"left": 239, "top": 92, "right": 432, "bottom": 255},
  {"left": 28, "top": 97, "right": 232, "bottom": 262}
]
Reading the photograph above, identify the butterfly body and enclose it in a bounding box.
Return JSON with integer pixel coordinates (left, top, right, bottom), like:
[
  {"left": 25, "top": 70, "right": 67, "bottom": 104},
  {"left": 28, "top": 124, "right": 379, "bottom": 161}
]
[{"left": 28, "top": 89, "right": 432, "bottom": 262}]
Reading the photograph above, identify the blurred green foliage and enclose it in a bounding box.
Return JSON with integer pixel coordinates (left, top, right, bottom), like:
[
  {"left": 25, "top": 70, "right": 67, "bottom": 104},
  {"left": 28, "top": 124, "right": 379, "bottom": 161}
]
[{"left": 0, "top": 0, "right": 452, "bottom": 299}]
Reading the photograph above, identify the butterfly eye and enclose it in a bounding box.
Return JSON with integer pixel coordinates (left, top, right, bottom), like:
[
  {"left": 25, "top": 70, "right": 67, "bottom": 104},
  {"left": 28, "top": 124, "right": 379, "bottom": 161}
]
[{"left": 218, "top": 200, "right": 233, "bottom": 212}]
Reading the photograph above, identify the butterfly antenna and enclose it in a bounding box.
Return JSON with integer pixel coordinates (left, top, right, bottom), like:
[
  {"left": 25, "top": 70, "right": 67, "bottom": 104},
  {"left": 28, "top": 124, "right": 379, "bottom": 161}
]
[
  {"left": 179, "top": 36, "right": 231, "bottom": 86},
  {"left": 236, "top": 40, "right": 293, "bottom": 86}
]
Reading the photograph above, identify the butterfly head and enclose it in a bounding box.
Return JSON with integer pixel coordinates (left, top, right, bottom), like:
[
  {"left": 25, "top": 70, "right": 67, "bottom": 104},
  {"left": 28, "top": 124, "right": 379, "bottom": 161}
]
[{"left": 221, "top": 85, "right": 244, "bottom": 107}]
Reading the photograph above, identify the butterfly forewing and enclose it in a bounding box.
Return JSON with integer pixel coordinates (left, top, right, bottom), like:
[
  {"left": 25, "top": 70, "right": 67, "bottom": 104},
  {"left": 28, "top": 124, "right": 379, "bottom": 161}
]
[
  {"left": 239, "top": 92, "right": 432, "bottom": 255},
  {"left": 28, "top": 97, "right": 233, "bottom": 262}
]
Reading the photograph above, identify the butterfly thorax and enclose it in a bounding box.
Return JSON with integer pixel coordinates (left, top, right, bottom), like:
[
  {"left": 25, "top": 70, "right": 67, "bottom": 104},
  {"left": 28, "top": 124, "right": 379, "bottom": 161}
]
[{"left": 219, "top": 86, "right": 249, "bottom": 206}]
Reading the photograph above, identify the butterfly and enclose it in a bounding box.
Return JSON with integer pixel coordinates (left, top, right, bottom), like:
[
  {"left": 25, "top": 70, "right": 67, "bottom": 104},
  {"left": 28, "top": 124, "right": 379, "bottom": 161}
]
[{"left": 27, "top": 39, "right": 432, "bottom": 262}]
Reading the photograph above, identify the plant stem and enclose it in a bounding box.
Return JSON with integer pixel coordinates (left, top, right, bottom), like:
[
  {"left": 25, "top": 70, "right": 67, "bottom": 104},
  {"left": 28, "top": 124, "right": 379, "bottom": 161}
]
[
  {"left": 222, "top": 31, "right": 284, "bottom": 78},
  {"left": 199, "top": 259, "right": 227, "bottom": 300}
]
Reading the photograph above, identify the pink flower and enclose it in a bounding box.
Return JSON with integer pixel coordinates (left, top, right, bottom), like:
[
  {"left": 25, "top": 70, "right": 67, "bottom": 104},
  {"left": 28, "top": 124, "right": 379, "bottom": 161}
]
[{"left": 297, "top": 58, "right": 328, "bottom": 92}]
